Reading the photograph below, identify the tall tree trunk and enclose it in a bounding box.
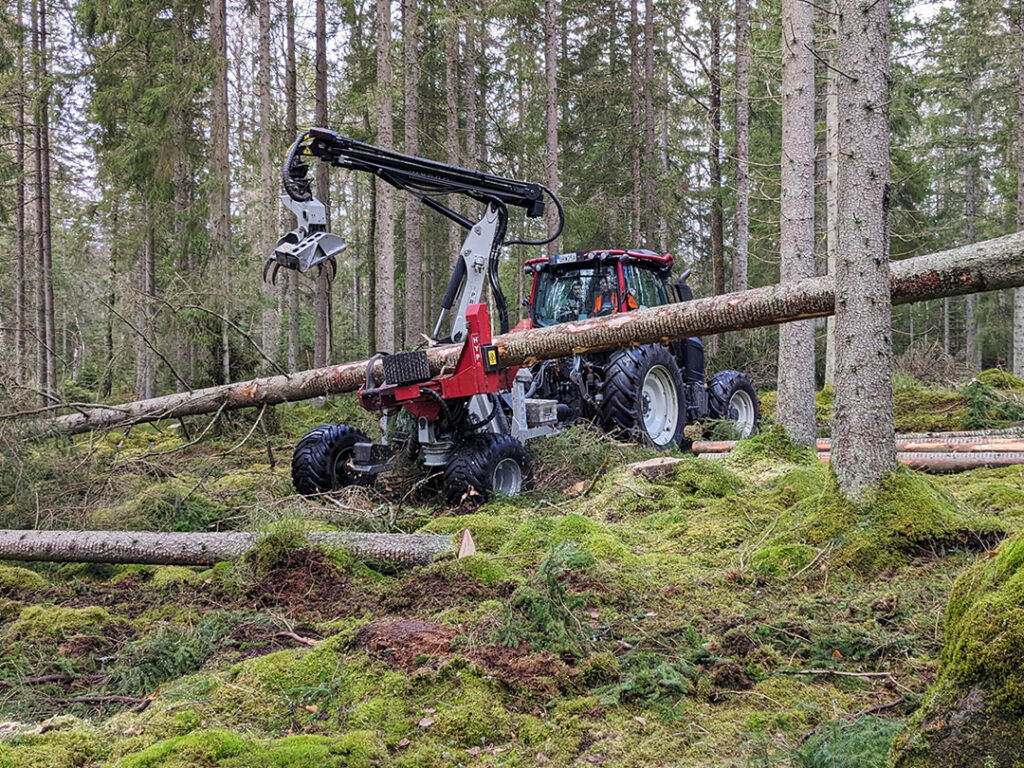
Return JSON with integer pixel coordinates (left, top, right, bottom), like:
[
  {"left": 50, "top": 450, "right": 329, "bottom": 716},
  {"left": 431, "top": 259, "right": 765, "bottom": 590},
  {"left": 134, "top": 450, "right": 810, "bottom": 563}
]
[
  {"left": 832, "top": 0, "right": 895, "bottom": 499},
  {"left": 732, "top": 0, "right": 750, "bottom": 293},
  {"left": 445, "top": 0, "right": 461, "bottom": 267},
  {"left": 544, "top": 0, "right": 560, "bottom": 254},
  {"left": 777, "top": 0, "right": 817, "bottom": 446},
  {"left": 708, "top": 8, "right": 724, "bottom": 354},
  {"left": 285, "top": 0, "right": 300, "bottom": 373},
  {"left": 366, "top": 108, "right": 377, "bottom": 353},
  {"left": 258, "top": 0, "right": 278, "bottom": 370},
  {"left": 965, "top": 73, "right": 980, "bottom": 370},
  {"left": 103, "top": 204, "right": 118, "bottom": 399},
  {"left": 14, "top": 0, "right": 27, "bottom": 382},
  {"left": 629, "top": 0, "right": 641, "bottom": 240},
  {"left": 40, "top": 0, "right": 54, "bottom": 397},
  {"left": 824, "top": 0, "right": 839, "bottom": 386},
  {"left": 403, "top": 0, "right": 422, "bottom": 348},
  {"left": 642, "top": 0, "right": 656, "bottom": 244},
  {"left": 210, "top": 0, "right": 232, "bottom": 383},
  {"left": 375, "top": 0, "right": 395, "bottom": 352},
  {"left": 313, "top": 0, "right": 332, "bottom": 368},
  {"left": 1016, "top": 5, "right": 1024, "bottom": 377},
  {"left": 135, "top": 204, "right": 156, "bottom": 399}
]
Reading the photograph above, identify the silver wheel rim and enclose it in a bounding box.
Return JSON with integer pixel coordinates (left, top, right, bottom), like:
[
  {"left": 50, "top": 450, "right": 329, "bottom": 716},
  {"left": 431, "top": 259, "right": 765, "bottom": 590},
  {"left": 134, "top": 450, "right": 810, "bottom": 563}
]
[
  {"left": 491, "top": 457, "right": 523, "bottom": 496},
  {"left": 728, "top": 389, "right": 756, "bottom": 438},
  {"left": 641, "top": 365, "right": 679, "bottom": 447}
]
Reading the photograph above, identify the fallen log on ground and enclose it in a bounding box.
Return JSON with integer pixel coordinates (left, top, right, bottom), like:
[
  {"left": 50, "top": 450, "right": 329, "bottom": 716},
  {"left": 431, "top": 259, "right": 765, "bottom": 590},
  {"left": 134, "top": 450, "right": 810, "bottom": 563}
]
[
  {"left": 693, "top": 437, "right": 1024, "bottom": 453},
  {"left": 693, "top": 451, "right": 1024, "bottom": 473},
  {"left": 0, "top": 529, "right": 454, "bottom": 566},
  {"left": 24, "top": 229, "right": 1024, "bottom": 436}
]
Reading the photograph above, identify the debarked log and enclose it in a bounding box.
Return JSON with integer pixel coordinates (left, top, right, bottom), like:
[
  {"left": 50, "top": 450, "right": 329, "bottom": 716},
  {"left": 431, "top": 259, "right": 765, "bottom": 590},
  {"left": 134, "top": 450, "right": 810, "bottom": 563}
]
[
  {"left": 692, "top": 437, "right": 1024, "bottom": 453},
  {"left": 0, "top": 529, "right": 454, "bottom": 566},
  {"left": 34, "top": 230, "right": 1024, "bottom": 436},
  {"left": 695, "top": 451, "right": 1024, "bottom": 473}
]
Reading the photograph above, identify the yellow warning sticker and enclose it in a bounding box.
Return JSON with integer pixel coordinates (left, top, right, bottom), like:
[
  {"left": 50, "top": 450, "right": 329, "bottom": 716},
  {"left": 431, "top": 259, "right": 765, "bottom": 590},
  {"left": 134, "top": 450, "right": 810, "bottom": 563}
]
[{"left": 488, "top": 350, "right": 497, "bottom": 366}]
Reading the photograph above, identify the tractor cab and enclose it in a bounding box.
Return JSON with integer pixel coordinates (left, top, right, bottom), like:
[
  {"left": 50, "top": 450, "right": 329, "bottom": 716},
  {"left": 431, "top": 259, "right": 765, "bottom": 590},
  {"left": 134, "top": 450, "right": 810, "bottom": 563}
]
[{"left": 523, "top": 249, "right": 674, "bottom": 328}]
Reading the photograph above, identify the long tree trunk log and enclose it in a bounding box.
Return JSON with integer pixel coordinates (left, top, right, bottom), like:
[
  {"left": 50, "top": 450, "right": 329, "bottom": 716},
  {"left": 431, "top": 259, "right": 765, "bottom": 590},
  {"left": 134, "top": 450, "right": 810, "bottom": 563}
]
[
  {"left": 30, "top": 230, "right": 1024, "bottom": 436},
  {"left": 695, "top": 451, "right": 1024, "bottom": 473},
  {"left": 0, "top": 530, "right": 453, "bottom": 566},
  {"left": 694, "top": 437, "right": 1024, "bottom": 453}
]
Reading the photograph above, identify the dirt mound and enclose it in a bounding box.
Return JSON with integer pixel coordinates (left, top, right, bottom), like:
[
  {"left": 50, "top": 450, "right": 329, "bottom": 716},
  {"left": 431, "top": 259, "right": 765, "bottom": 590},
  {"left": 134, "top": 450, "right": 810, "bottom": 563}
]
[
  {"left": 469, "top": 645, "right": 578, "bottom": 696},
  {"left": 382, "top": 570, "right": 512, "bottom": 613},
  {"left": 247, "top": 547, "right": 370, "bottom": 619},
  {"left": 354, "top": 620, "right": 458, "bottom": 671}
]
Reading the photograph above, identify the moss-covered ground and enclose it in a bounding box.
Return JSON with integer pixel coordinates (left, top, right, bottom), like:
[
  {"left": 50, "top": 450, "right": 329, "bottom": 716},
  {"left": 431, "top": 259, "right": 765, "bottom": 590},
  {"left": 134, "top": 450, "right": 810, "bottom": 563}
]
[{"left": 0, "top": 374, "right": 1022, "bottom": 766}]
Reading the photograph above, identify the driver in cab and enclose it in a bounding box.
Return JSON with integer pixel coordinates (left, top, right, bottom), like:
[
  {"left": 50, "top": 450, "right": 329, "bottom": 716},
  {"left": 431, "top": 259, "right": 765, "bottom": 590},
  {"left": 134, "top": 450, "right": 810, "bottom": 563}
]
[{"left": 556, "top": 281, "right": 587, "bottom": 322}]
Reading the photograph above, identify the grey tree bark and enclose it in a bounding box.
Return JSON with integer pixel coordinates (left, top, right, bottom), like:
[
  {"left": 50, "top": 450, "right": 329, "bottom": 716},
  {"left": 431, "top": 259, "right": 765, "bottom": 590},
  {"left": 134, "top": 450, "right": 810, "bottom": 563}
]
[
  {"left": 313, "top": 0, "right": 332, "bottom": 369},
  {"left": 832, "top": 0, "right": 896, "bottom": 499},
  {"left": 1017, "top": 5, "right": 1024, "bottom": 377},
  {"left": 544, "top": 0, "right": 560, "bottom": 255},
  {"left": 210, "top": 0, "right": 232, "bottom": 383},
  {"left": 403, "top": 0, "right": 423, "bottom": 348},
  {"left": 629, "top": 0, "right": 641, "bottom": 240},
  {"left": 14, "top": 0, "right": 27, "bottom": 382},
  {"left": 285, "top": 0, "right": 300, "bottom": 373},
  {"left": 777, "top": 0, "right": 817, "bottom": 446},
  {"left": 0, "top": 530, "right": 453, "bottom": 567},
  {"left": 965, "top": 73, "right": 980, "bottom": 370},
  {"left": 445, "top": 0, "right": 461, "bottom": 267},
  {"left": 732, "top": 0, "right": 750, "bottom": 293},
  {"left": 38, "top": 230, "right": 1024, "bottom": 437},
  {"left": 642, "top": 0, "right": 656, "bottom": 244},
  {"left": 258, "top": 0, "right": 278, "bottom": 370},
  {"left": 709, "top": 9, "right": 724, "bottom": 299},
  {"left": 824, "top": 0, "right": 839, "bottom": 386},
  {"left": 375, "top": 0, "right": 395, "bottom": 352}
]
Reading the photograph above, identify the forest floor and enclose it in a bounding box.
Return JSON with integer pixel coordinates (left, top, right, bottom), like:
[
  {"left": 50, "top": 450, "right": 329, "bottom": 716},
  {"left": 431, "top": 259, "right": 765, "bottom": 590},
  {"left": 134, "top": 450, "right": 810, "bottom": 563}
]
[{"left": 0, "top": 371, "right": 1023, "bottom": 767}]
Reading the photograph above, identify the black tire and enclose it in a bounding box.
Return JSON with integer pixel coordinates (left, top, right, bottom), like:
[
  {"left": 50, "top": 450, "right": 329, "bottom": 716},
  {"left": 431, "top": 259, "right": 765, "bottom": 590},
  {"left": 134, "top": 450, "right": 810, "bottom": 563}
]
[
  {"left": 291, "top": 423, "right": 374, "bottom": 497},
  {"left": 443, "top": 433, "right": 533, "bottom": 505},
  {"left": 597, "top": 345, "right": 688, "bottom": 449},
  {"left": 706, "top": 370, "right": 760, "bottom": 439}
]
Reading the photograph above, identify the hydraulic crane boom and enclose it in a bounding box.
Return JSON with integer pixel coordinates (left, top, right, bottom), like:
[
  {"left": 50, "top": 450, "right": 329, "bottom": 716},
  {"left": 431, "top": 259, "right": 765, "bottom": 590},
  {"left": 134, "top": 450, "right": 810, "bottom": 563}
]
[{"left": 265, "top": 127, "right": 563, "bottom": 342}]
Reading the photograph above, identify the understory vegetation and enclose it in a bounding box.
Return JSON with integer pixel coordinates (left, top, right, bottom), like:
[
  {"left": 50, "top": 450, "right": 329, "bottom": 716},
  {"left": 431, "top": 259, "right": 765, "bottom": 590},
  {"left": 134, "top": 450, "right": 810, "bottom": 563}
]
[{"left": 0, "top": 373, "right": 1022, "bottom": 766}]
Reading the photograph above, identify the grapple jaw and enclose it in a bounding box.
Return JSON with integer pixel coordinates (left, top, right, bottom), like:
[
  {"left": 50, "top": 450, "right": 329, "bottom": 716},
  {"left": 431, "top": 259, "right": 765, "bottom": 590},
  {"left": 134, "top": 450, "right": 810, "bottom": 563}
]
[{"left": 263, "top": 193, "right": 345, "bottom": 284}]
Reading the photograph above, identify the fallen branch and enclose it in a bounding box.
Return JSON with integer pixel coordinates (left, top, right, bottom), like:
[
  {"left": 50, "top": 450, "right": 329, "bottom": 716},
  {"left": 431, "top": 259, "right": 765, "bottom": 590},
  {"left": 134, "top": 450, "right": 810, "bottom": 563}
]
[
  {"left": 28, "top": 230, "right": 1024, "bottom": 436},
  {"left": 0, "top": 529, "right": 454, "bottom": 566},
  {"left": 275, "top": 631, "right": 321, "bottom": 647}
]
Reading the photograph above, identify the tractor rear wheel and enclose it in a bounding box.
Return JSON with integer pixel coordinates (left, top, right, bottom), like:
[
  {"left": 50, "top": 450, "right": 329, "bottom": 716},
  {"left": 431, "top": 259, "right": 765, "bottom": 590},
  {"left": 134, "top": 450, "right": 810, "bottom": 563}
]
[
  {"left": 443, "top": 433, "right": 533, "bottom": 504},
  {"left": 597, "top": 346, "right": 688, "bottom": 449},
  {"left": 706, "top": 370, "right": 760, "bottom": 438},
  {"left": 292, "top": 423, "right": 375, "bottom": 497}
]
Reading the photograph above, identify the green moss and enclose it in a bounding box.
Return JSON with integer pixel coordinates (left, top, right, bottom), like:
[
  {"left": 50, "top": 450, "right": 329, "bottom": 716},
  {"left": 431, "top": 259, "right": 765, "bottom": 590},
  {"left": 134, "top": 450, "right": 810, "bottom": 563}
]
[
  {"left": 117, "top": 730, "right": 387, "bottom": 768},
  {"left": 416, "top": 513, "right": 518, "bottom": 552},
  {"left": 429, "top": 668, "right": 515, "bottom": 746},
  {"left": 8, "top": 605, "right": 115, "bottom": 640},
  {"left": 148, "top": 565, "right": 202, "bottom": 589},
  {"left": 422, "top": 555, "right": 511, "bottom": 588},
  {"left": 976, "top": 368, "right": 1024, "bottom": 392},
  {"left": 501, "top": 514, "right": 632, "bottom": 563},
  {"left": 0, "top": 564, "right": 47, "bottom": 591},
  {"left": 727, "top": 425, "right": 818, "bottom": 471},
  {"left": 893, "top": 380, "right": 968, "bottom": 433},
  {"left": 0, "top": 718, "right": 107, "bottom": 768},
  {"left": 750, "top": 544, "right": 816, "bottom": 577},
  {"left": 957, "top": 481, "right": 1024, "bottom": 516},
  {"left": 669, "top": 457, "right": 746, "bottom": 498},
  {"left": 89, "top": 478, "right": 228, "bottom": 532}
]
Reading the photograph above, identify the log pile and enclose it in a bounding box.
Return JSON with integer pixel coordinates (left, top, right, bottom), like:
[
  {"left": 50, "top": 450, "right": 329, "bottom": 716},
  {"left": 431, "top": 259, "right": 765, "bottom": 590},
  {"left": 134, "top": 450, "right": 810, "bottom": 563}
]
[{"left": 691, "top": 433, "right": 1024, "bottom": 473}]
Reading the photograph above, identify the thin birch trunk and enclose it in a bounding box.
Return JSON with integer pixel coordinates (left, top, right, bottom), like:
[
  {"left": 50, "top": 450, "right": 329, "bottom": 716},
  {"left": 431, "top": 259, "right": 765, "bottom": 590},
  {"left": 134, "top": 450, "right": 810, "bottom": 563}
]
[
  {"left": 445, "top": 0, "right": 461, "bottom": 267},
  {"left": 285, "top": 0, "right": 300, "bottom": 373},
  {"left": 14, "top": 0, "right": 27, "bottom": 381},
  {"left": 629, "top": 0, "right": 641, "bottom": 240},
  {"left": 258, "top": 0, "right": 278, "bottom": 369},
  {"left": 210, "top": 0, "right": 232, "bottom": 383},
  {"left": 824, "top": 0, "right": 839, "bottom": 386},
  {"left": 403, "top": 0, "right": 422, "bottom": 348},
  {"left": 642, "top": 0, "right": 656, "bottom": 244},
  {"left": 313, "top": 0, "right": 331, "bottom": 369},
  {"left": 543, "top": 0, "right": 560, "bottom": 254}
]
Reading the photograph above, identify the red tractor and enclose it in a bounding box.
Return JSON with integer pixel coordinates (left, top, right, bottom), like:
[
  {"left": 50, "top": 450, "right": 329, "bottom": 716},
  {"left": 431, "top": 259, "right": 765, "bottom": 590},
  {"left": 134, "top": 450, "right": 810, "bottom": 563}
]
[{"left": 269, "top": 129, "right": 758, "bottom": 503}]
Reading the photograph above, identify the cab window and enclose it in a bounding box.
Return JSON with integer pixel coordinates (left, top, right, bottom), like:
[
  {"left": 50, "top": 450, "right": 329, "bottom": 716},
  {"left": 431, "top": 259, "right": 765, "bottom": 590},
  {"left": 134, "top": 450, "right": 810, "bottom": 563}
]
[{"left": 622, "top": 265, "right": 668, "bottom": 309}]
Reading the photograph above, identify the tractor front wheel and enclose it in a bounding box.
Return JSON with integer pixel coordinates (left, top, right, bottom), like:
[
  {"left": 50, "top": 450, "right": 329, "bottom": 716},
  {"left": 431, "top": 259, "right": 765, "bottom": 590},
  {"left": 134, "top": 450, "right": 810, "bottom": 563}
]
[
  {"left": 597, "top": 346, "right": 688, "bottom": 449},
  {"left": 292, "top": 423, "right": 375, "bottom": 497},
  {"left": 444, "top": 433, "right": 533, "bottom": 504}
]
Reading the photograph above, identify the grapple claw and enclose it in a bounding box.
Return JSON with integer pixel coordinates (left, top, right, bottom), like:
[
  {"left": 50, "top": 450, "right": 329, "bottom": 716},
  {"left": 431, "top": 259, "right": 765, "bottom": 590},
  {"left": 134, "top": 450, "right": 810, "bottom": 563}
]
[{"left": 262, "top": 256, "right": 280, "bottom": 284}]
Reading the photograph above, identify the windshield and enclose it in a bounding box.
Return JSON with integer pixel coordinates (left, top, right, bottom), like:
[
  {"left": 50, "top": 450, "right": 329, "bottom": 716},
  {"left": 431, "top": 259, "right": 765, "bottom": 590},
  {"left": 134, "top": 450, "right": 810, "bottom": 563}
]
[
  {"left": 531, "top": 266, "right": 620, "bottom": 327},
  {"left": 622, "top": 264, "right": 668, "bottom": 308}
]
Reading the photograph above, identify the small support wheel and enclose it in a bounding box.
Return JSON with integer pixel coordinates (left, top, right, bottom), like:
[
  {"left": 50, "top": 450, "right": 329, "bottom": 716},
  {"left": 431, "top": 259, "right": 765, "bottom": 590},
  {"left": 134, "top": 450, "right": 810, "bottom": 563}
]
[
  {"left": 443, "top": 433, "right": 533, "bottom": 504},
  {"left": 706, "top": 370, "right": 760, "bottom": 439},
  {"left": 292, "top": 423, "right": 375, "bottom": 497},
  {"left": 597, "top": 345, "right": 688, "bottom": 449}
]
